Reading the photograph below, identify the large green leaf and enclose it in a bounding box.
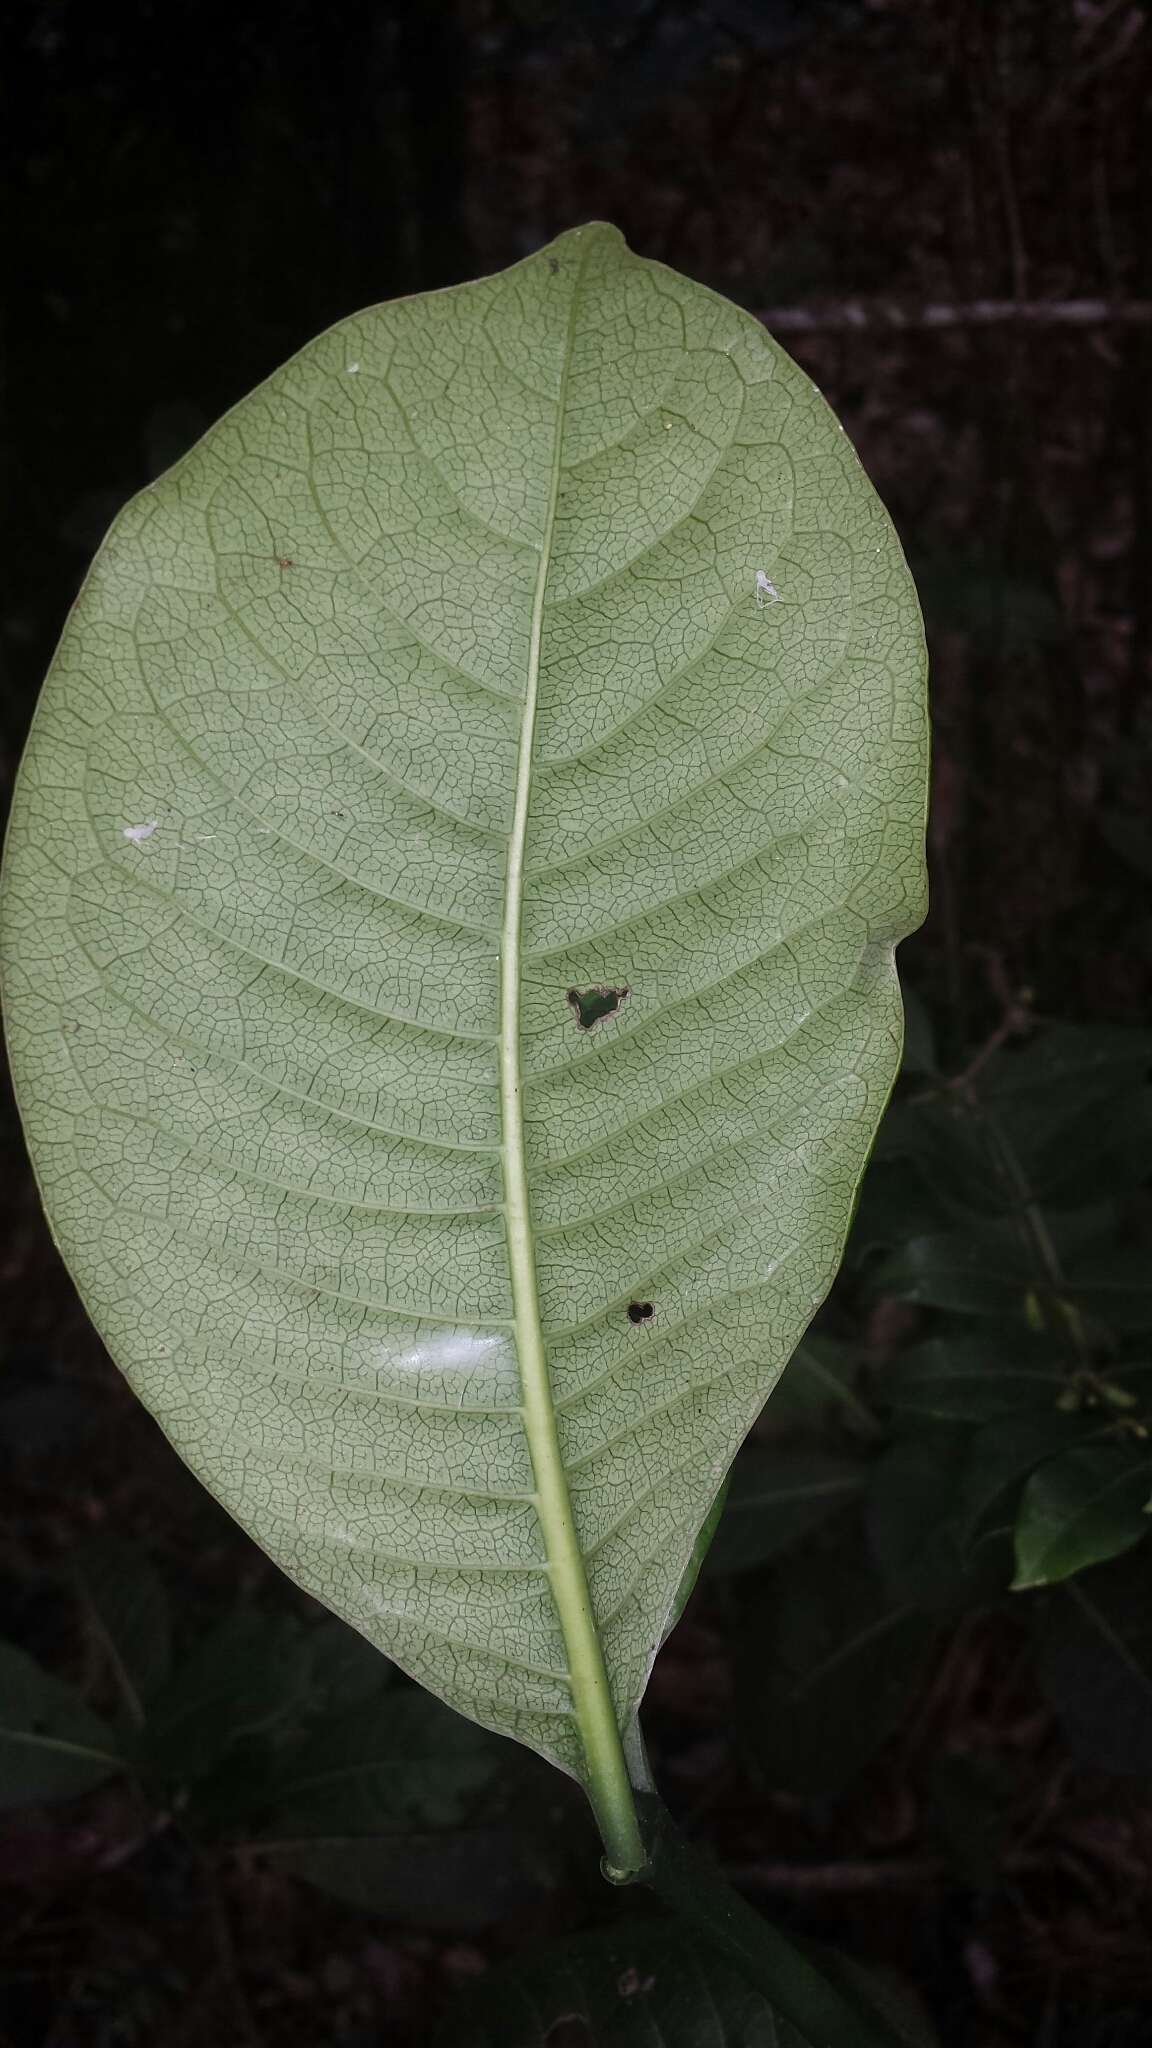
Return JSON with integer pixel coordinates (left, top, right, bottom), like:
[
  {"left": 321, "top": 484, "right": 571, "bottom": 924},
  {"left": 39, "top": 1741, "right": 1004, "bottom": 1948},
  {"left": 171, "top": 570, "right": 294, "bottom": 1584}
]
[{"left": 1, "top": 223, "right": 927, "bottom": 1871}]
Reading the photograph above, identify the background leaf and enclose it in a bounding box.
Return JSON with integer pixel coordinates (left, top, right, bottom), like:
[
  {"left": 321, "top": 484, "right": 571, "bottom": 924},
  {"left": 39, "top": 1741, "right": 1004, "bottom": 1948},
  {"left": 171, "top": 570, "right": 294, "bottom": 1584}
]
[
  {"left": 268, "top": 1826, "right": 556, "bottom": 1929},
  {"left": 435, "top": 1920, "right": 811, "bottom": 2045},
  {"left": 140, "top": 1608, "right": 312, "bottom": 1785},
  {"left": 1011, "top": 1443, "right": 1152, "bottom": 1590},
  {"left": 865, "top": 1432, "right": 1008, "bottom": 1611},
  {"left": 738, "top": 1532, "right": 935, "bottom": 1796},
  {"left": 72, "top": 1535, "right": 172, "bottom": 1722},
  {"left": 707, "top": 1449, "right": 865, "bottom": 1575},
  {"left": 269, "top": 1690, "right": 505, "bottom": 1834},
  {"left": 955, "top": 1411, "right": 1104, "bottom": 1547},
  {"left": 0, "top": 1642, "right": 124, "bottom": 1811},
  {"left": 877, "top": 1334, "right": 1064, "bottom": 1423}
]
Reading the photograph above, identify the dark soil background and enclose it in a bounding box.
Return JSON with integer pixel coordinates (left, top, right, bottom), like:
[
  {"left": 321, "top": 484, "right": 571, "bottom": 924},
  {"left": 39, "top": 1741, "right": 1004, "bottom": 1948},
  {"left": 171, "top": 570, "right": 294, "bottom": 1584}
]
[{"left": 1, "top": 3, "right": 1150, "bottom": 2045}]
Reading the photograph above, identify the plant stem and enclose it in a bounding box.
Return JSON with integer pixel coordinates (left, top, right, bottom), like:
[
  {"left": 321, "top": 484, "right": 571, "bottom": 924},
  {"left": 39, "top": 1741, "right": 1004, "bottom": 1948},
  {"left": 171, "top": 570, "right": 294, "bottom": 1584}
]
[{"left": 500, "top": 227, "right": 646, "bottom": 1883}]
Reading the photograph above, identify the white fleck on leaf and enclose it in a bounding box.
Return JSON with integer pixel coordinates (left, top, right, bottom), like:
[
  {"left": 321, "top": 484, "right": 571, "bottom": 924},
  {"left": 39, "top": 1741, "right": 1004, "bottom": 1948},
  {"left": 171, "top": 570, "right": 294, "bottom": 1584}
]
[
  {"left": 755, "top": 571, "right": 779, "bottom": 608},
  {"left": 121, "top": 821, "right": 158, "bottom": 844}
]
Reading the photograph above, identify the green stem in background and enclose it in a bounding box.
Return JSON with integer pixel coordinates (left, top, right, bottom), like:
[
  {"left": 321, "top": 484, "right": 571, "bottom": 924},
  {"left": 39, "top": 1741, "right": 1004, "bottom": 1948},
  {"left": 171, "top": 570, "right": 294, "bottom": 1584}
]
[{"left": 633, "top": 1794, "right": 913, "bottom": 2048}]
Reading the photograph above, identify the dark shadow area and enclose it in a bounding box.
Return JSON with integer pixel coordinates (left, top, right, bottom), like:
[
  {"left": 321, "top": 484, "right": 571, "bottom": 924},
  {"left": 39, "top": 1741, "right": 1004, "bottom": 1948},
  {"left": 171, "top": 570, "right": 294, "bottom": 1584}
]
[{"left": 2, "top": 4, "right": 1150, "bottom": 2044}]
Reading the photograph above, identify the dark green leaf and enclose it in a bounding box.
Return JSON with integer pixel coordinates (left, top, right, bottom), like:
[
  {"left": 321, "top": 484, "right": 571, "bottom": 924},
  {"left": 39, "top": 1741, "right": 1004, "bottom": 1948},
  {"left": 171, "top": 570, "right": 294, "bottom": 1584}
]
[
  {"left": 847, "top": 1156, "right": 957, "bottom": 1264},
  {"left": 271, "top": 1826, "right": 552, "bottom": 1929},
  {"left": 868, "top": 1029, "right": 1151, "bottom": 1245},
  {"left": 637, "top": 1803, "right": 932, "bottom": 2048},
  {"left": 866, "top": 1435, "right": 1009, "bottom": 1610},
  {"left": 739, "top": 1536, "right": 935, "bottom": 1796},
  {"left": 72, "top": 1536, "right": 172, "bottom": 1720},
  {"left": 1063, "top": 1247, "right": 1152, "bottom": 1334},
  {"left": 876, "top": 1207, "right": 1115, "bottom": 1320},
  {"left": 141, "top": 1608, "right": 312, "bottom": 1784},
  {"left": 878, "top": 1334, "right": 1065, "bottom": 1422},
  {"left": 271, "top": 1690, "right": 505, "bottom": 1835},
  {"left": 870, "top": 1094, "right": 1002, "bottom": 1219},
  {"left": 708, "top": 1451, "right": 865, "bottom": 1575},
  {"left": 956, "top": 1411, "right": 1106, "bottom": 1546},
  {"left": 303, "top": 1615, "right": 395, "bottom": 1711},
  {"left": 1012, "top": 1443, "right": 1152, "bottom": 1589},
  {"left": 979, "top": 1026, "right": 1152, "bottom": 1180},
  {"left": 437, "top": 1920, "right": 811, "bottom": 2045},
  {"left": 1035, "top": 1555, "right": 1152, "bottom": 1774},
  {"left": 769, "top": 1336, "right": 874, "bottom": 1432},
  {"left": 0, "top": 1641, "right": 124, "bottom": 1810}
]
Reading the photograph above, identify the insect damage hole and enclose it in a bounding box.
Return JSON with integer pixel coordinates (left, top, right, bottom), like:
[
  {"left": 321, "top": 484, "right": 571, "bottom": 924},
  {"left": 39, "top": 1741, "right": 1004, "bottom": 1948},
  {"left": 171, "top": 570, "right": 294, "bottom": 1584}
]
[
  {"left": 566, "top": 985, "right": 629, "bottom": 1031},
  {"left": 627, "top": 1301, "right": 654, "bottom": 1325}
]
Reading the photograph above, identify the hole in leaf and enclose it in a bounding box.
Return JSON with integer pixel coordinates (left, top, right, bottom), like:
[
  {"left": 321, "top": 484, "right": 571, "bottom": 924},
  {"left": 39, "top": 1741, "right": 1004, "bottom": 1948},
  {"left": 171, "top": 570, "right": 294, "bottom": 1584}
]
[
  {"left": 566, "top": 985, "right": 629, "bottom": 1031},
  {"left": 627, "top": 1301, "right": 654, "bottom": 1325}
]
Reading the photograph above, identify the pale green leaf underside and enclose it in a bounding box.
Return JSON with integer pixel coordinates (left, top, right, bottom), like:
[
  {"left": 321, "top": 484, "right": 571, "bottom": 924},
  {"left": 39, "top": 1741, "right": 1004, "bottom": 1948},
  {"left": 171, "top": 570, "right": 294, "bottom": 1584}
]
[{"left": 1, "top": 226, "right": 927, "bottom": 1819}]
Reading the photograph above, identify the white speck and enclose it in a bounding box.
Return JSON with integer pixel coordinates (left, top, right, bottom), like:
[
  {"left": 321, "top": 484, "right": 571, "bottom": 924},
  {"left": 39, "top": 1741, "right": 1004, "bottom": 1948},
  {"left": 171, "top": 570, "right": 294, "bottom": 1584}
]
[
  {"left": 755, "top": 571, "right": 779, "bottom": 609},
  {"left": 346, "top": 361, "right": 361, "bottom": 375},
  {"left": 122, "top": 821, "right": 158, "bottom": 844}
]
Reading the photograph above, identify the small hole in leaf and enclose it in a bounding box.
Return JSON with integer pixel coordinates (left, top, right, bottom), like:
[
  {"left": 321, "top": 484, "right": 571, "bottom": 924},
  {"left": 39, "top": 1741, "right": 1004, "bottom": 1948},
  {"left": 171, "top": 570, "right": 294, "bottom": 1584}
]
[
  {"left": 627, "top": 1301, "right": 654, "bottom": 1325},
  {"left": 566, "top": 985, "right": 629, "bottom": 1031}
]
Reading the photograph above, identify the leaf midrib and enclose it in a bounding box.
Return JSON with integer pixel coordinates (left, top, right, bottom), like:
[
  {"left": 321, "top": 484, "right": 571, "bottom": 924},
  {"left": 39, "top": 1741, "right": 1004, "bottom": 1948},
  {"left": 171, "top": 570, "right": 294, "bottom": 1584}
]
[{"left": 498, "top": 230, "right": 646, "bottom": 1880}]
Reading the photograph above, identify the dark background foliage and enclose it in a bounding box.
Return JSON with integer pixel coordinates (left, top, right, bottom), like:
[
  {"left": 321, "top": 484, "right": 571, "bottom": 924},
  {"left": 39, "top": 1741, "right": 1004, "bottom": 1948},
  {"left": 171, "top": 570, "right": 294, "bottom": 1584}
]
[{"left": 1, "top": 3, "right": 1150, "bottom": 2044}]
